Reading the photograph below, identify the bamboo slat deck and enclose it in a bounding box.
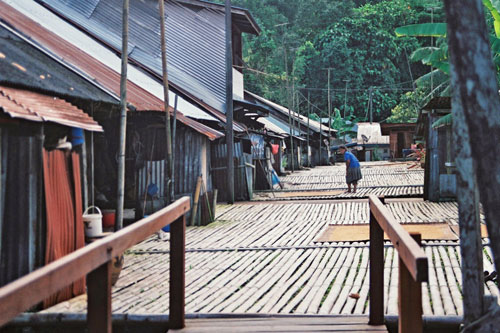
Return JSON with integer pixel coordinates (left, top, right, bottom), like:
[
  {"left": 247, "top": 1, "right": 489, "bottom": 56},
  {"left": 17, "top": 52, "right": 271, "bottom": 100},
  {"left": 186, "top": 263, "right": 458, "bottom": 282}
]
[
  {"left": 254, "top": 163, "right": 424, "bottom": 200},
  {"left": 40, "top": 163, "right": 497, "bottom": 322}
]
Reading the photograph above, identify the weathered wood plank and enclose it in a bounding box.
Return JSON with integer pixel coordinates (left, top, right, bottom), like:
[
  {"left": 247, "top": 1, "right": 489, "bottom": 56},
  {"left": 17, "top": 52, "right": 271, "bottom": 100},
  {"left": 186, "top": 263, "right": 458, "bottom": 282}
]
[{"left": 87, "top": 261, "right": 112, "bottom": 333}]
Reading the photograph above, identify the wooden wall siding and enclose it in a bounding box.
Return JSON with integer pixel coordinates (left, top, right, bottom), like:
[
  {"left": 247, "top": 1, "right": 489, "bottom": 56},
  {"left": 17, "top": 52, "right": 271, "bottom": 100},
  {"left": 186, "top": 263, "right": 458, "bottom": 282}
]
[
  {"left": 426, "top": 114, "right": 440, "bottom": 201},
  {"left": 0, "top": 129, "right": 44, "bottom": 287},
  {"left": 389, "top": 132, "right": 398, "bottom": 157}
]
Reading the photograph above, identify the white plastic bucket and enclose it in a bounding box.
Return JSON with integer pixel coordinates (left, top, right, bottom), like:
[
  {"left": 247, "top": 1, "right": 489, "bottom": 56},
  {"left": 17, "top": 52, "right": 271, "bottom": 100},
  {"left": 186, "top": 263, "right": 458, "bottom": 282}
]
[{"left": 83, "top": 206, "right": 103, "bottom": 237}]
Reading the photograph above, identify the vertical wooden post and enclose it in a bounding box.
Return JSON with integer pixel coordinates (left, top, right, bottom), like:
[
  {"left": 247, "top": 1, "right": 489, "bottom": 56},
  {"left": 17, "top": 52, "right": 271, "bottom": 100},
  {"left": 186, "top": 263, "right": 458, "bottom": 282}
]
[
  {"left": 426, "top": 113, "right": 440, "bottom": 202},
  {"left": 225, "top": 0, "right": 234, "bottom": 203},
  {"left": 369, "top": 204, "right": 384, "bottom": 325},
  {"left": 307, "top": 91, "right": 310, "bottom": 167},
  {"left": 87, "top": 261, "right": 112, "bottom": 333},
  {"left": 170, "top": 215, "right": 185, "bottom": 329},
  {"left": 399, "top": 233, "right": 423, "bottom": 333}
]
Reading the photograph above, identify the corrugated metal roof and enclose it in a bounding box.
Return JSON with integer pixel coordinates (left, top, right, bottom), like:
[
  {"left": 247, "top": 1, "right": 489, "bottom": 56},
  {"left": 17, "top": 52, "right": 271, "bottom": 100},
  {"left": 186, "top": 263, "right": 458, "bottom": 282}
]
[
  {"left": 422, "top": 97, "right": 451, "bottom": 111},
  {"left": 245, "top": 91, "right": 336, "bottom": 135},
  {"left": 38, "top": 0, "right": 256, "bottom": 114},
  {"left": 264, "top": 115, "right": 304, "bottom": 140},
  {"left": 0, "top": 85, "right": 103, "bottom": 131},
  {"left": 176, "top": 112, "right": 224, "bottom": 140},
  {"left": 0, "top": 1, "right": 224, "bottom": 139},
  {"left": 256, "top": 117, "right": 288, "bottom": 136},
  {"left": 175, "top": 0, "right": 260, "bottom": 35}
]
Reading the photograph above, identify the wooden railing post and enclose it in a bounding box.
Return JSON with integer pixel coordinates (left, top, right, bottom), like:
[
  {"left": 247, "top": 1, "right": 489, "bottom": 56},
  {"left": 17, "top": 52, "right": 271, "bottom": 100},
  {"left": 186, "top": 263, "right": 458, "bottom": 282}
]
[
  {"left": 369, "top": 205, "right": 384, "bottom": 325},
  {"left": 87, "top": 260, "right": 112, "bottom": 333},
  {"left": 169, "top": 215, "right": 186, "bottom": 329},
  {"left": 399, "top": 233, "right": 423, "bottom": 333}
]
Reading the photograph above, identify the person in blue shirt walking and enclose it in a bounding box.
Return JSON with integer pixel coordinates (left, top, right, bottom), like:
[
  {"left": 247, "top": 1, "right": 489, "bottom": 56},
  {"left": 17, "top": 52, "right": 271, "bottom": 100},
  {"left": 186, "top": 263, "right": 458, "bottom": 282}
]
[{"left": 339, "top": 145, "right": 362, "bottom": 193}]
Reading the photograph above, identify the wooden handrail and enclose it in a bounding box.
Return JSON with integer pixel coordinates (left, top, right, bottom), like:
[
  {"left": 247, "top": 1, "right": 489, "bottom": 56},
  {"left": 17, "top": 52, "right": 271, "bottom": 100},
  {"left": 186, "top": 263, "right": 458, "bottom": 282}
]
[
  {"left": 368, "top": 195, "right": 428, "bottom": 332},
  {"left": 369, "top": 195, "right": 428, "bottom": 282},
  {"left": 0, "top": 196, "right": 190, "bottom": 331}
]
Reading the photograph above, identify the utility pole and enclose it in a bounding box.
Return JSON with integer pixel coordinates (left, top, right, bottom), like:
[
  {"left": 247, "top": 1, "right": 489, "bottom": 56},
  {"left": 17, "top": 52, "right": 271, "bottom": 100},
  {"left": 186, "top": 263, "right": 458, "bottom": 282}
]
[
  {"left": 276, "top": 22, "right": 294, "bottom": 172},
  {"left": 225, "top": 0, "right": 234, "bottom": 203},
  {"left": 343, "top": 79, "right": 350, "bottom": 118},
  {"left": 369, "top": 86, "right": 374, "bottom": 124},
  {"left": 427, "top": 6, "right": 439, "bottom": 97},
  {"left": 326, "top": 68, "right": 332, "bottom": 138},
  {"left": 115, "top": 0, "right": 129, "bottom": 231},
  {"left": 343, "top": 79, "right": 350, "bottom": 142},
  {"left": 159, "top": 0, "right": 173, "bottom": 203},
  {"left": 318, "top": 112, "right": 322, "bottom": 165},
  {"left": 326, "top": 68, "right": 333, "bottom": 162}
]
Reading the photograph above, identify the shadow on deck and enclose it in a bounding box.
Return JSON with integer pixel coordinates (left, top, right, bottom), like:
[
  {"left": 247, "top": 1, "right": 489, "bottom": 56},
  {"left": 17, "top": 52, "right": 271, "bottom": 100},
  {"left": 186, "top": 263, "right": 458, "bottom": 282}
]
[{"left": 170, "top": 315, "right": 387, "bottom": 332}]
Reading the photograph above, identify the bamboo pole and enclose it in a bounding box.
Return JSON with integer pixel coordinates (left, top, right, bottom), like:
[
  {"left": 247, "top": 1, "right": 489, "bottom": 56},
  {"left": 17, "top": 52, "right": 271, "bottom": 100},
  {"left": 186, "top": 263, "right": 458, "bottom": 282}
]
[
  {"left": 115, "top": 0, "right": 129, "bottom": 231},
  {"left": 159, "top": 0, "right": 173, "bottom": 204},
  {"left": 171, "top": 95, "right": 178, "bottom": 201},
  {"left": 191, "top": 175, "right": 203, "bottom": 226}
]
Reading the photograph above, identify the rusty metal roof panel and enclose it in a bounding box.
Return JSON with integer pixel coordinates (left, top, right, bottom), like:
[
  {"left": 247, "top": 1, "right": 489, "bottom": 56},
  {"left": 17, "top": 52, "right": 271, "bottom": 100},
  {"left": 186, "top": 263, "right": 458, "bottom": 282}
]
[
  {"left": 176, "top": 112, "right": 224, "bottom": 141},
  {"left": 0, "top": 23, "right": 117, "bottom": 104},
  {"left": 0, "top": 85, "right": 103, "bottom": 131}
]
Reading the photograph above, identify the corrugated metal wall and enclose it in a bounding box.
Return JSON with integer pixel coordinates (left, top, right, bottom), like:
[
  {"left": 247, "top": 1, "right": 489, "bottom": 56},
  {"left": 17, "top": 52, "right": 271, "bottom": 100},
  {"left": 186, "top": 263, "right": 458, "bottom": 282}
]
[
  {"left": 136, "top": 125, "right": 212, "bottom": 213},
  {"left": 211, "top": 141, "right": 250, "bottom": 202},
  {"left": 0, "top": 127, "right": 44, "bottom": 287},
  {"left": 42, "top": 149, "right": 85, "bottom": 307},
  {"left": 174, "top": 126, "right": 211, "bottom": 196},
  {"left": 137, "top": 160, "right": 166, "bottom": 201}
]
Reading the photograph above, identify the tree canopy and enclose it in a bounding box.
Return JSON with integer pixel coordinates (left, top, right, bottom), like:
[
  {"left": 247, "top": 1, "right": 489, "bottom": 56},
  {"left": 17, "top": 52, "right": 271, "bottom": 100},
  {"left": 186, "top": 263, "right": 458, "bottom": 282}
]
[{"left": 221, "top": 0, "right": 443, "bottom": 125}]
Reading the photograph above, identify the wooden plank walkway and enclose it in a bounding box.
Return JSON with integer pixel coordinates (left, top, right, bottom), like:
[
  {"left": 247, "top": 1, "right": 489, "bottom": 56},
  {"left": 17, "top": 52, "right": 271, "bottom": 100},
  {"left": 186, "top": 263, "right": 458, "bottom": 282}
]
[
  {"left": 40, "top": 162, "right": 497, "bottom": 323},
  {"left": 170, "top": 316, "right": 388, "bottom": 332}
]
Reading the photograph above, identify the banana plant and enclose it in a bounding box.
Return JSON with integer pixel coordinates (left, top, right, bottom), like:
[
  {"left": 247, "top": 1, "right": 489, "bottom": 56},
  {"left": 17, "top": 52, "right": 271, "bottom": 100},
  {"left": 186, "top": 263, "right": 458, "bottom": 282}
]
[
  {"left": 330, "top": 108, "right": 357, "bottom": 138},
  {"left": 395, "top": 0, "right": 500, "bottom": 96}
]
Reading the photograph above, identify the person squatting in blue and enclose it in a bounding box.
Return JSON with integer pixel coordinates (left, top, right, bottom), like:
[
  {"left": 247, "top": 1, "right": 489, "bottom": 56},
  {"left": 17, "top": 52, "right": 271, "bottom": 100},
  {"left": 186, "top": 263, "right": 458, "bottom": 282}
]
[{"left": 338, "top": 145, "right": 362, "bottom": 193}]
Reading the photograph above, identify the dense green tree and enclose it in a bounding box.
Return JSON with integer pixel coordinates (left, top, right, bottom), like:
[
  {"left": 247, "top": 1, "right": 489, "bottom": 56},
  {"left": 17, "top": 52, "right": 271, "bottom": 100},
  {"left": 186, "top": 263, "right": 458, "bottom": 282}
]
[
  {"left": 216, "top": 0, "right": 445, "bottom": 122},
  {"left": 386, "top": 89, "right": 426, "bottom": 123},
  {"left": 297, "top": 1, "right": 427, "bottom": 121}
]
